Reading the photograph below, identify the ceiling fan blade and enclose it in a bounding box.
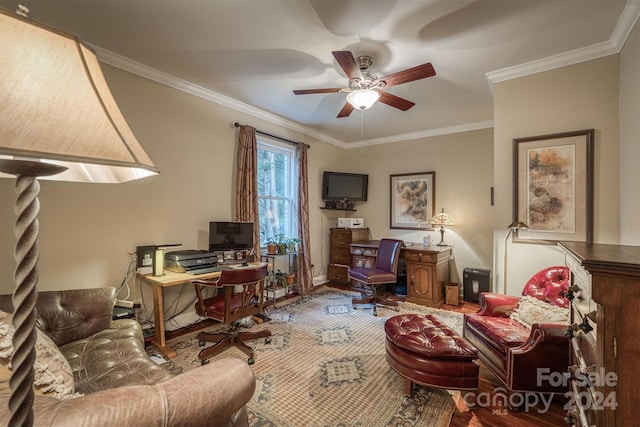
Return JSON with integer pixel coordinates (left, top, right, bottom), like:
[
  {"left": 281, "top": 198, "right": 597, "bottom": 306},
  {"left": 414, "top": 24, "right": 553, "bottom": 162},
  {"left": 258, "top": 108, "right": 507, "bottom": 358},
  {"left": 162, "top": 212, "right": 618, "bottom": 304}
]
[
  {"left": 332, "top": 51, "right": 363, "bottom": 81},
  {"left": 374, "top": 63, "right": 436, "bottom": 88},
  {"left": 337, "top": 102, "right": 354, "bottom": 118},
  {"left": 378, "top": 90, "right": 415, "bottom": 111},
  {"left": 293, "top": 88, "right": 343, "bottom": 95}
]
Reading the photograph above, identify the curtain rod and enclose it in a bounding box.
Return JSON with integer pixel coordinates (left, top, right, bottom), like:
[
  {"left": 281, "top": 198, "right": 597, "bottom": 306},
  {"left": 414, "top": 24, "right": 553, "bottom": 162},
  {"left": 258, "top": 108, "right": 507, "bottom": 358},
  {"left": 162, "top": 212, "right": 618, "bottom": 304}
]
[{"left": 234, "top": 122, "right": 309, "bottom": 149}]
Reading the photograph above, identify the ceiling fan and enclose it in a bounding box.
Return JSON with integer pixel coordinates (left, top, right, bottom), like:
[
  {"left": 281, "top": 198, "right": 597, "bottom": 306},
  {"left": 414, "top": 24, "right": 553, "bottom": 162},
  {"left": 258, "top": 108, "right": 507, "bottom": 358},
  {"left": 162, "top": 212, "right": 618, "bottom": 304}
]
[{"left": 293, "top": 51, "right": 436, "bottom": 118}]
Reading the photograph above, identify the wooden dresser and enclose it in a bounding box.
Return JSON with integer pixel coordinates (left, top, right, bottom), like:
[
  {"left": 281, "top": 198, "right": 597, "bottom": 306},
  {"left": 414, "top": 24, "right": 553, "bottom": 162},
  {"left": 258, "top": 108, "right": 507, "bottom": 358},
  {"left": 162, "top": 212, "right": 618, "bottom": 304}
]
[
  {"left": 559, "top": 241, "right": 640, "bottom": 427},
  {"left": 350, "top": 240, "right": 451, "bottom": 307},
  {"left": 327, "top": 227, "right": 369, "bottom": 286}
]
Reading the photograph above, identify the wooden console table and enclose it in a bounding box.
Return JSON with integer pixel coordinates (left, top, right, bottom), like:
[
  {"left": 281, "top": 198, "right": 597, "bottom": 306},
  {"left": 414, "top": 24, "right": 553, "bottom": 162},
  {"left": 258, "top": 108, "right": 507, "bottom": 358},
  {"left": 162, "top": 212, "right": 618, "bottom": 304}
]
[
  {"left": 137, "top": 262, "right": 266, "bottom": 359},
  {"left": 350, "top": 241, "right": 452, "bottom": 307}
]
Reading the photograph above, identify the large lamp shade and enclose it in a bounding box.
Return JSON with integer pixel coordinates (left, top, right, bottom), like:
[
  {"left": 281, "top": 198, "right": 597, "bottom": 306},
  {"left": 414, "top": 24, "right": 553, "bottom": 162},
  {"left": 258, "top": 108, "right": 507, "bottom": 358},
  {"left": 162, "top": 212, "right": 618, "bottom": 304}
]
[{"left": 0, "top": 8, "right": 158, "bottom": 182}]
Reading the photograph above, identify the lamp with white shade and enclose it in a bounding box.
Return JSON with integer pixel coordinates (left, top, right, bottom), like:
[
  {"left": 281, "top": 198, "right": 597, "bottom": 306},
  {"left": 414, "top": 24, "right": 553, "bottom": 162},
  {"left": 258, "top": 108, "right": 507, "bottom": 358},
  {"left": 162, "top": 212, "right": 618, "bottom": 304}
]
[{"left": 0, "top": 7, "right": 158, "bottom": 426}]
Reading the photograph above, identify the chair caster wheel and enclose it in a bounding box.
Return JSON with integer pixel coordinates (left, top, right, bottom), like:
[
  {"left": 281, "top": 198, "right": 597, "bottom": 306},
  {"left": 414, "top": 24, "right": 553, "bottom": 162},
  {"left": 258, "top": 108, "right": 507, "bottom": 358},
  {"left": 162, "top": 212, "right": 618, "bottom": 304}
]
[
  {"left": 201, "top": 359, "right": 209, "bottom": 366},
  {"left": 265, "top": 337, "right": 272, "bottom": 344},
  {"left": 247, "top": 357, "right": 255, "bottom": 365},
  {"left": 198, "top": 340, "right": 205, "bottom": 347},
  {"left": 373, "top": 311, "right": 378, "bottom": 316},
  {"left": 353, "top": 305, "right": 357, "bottom": 309}
]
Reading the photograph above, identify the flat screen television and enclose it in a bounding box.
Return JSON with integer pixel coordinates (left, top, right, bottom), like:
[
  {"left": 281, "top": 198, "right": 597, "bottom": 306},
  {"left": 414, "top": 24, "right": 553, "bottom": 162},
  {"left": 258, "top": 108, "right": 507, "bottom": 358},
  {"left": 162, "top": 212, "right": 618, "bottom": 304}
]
[
  {"left": 321, "top": 171, "right": 368, "bottom": 201},
  {"left": 209, "top": 221, "right": 254, "bottom": 251}
]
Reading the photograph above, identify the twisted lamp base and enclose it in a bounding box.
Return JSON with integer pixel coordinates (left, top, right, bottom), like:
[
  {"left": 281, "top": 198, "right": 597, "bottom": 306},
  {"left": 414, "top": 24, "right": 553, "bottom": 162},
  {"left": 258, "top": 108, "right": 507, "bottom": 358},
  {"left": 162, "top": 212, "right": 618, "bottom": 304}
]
[{"left": 0, "top": 160, "right": 66, "bottom": 427}]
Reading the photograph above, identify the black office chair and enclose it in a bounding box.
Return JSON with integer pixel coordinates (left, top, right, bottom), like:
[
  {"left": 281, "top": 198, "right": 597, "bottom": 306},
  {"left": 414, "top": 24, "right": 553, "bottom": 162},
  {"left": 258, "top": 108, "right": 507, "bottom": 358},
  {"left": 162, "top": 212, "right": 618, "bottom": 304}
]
[
  {"left": 349, "top": 238, "right": 403, "bottom": 316},
  {"left": 192, "top": 264, "right": 271, "bottom": 365}
]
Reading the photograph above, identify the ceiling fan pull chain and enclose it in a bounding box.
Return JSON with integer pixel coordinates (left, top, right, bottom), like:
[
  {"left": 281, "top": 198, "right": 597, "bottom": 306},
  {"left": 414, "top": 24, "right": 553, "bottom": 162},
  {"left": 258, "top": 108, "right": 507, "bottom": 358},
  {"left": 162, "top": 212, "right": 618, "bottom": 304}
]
[{"left": 359, "top": 109, "right": 365, "bottom": 156}]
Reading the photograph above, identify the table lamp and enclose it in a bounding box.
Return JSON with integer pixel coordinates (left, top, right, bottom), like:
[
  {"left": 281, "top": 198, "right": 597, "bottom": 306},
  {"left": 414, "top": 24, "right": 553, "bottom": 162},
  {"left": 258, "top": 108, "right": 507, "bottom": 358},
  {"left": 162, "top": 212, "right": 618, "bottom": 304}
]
[
  {"left": 430, "top": 208, "right": 455, "bottom": 246},
  {"left": 503, "top": 221, "right": 529, "bottom": 294},
  {"left": 0, "top": 7, "right": 158, "bottom": 426}
]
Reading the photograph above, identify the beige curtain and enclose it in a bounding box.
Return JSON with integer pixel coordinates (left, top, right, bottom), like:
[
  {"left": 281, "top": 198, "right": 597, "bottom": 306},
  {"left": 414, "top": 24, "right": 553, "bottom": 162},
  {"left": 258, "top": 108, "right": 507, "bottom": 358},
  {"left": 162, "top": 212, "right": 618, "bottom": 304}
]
[
  {"left": 235, "top": 125, "right": 261, "bottom": 258},
  {"left": 297, "top": 143, "right": 313, "bottom": 295}
]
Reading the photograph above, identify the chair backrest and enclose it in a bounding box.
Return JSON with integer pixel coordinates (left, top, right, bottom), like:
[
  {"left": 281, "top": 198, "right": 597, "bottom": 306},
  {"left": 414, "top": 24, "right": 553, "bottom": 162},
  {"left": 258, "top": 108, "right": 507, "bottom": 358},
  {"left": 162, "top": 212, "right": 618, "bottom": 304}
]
[
  {"left": 375, "top": 239, "right": 403, "bottom": 274},
  {"left": 521, "top": 265, "right": 570, "bottom": 308},
  {"left": 216, "top": 264, "right": 268, "bottom": 287},
  {"left": 193, "top": 264, "right": 268, "bottom": 323}
]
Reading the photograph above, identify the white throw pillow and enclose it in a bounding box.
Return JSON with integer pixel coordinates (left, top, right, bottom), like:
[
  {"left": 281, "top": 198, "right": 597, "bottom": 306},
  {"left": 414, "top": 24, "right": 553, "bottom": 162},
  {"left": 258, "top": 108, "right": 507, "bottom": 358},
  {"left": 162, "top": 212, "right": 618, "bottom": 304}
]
[
  {"left": 0, "top": 310, "right": 81, "bottom": 400},
  {"left": 509, "top": 295, "right": 570, "bottom": 329}
]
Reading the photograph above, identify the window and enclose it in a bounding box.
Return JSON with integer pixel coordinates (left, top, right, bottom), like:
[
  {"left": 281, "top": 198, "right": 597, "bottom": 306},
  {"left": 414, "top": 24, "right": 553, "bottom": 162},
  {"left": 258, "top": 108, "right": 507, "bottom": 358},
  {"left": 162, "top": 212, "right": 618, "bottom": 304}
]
[{"left": 257, "top": 139, "right": 297, "bottom": 246}]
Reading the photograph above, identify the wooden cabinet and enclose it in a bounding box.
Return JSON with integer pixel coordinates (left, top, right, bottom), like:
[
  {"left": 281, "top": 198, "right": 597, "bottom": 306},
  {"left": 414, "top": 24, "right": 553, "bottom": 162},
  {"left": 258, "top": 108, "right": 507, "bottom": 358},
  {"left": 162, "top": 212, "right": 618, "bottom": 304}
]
[
  {"left": 349, "top": 241, "right": 451, "bottom": 307},
  {"left": 559, "top": 241, "right": 640, "bottom": 427},
  {"left": 403, "top": 246, "right": 451, "bottom": 307},
  {"left": 328, "top": 228, "right": 369, "bottom": 286}
]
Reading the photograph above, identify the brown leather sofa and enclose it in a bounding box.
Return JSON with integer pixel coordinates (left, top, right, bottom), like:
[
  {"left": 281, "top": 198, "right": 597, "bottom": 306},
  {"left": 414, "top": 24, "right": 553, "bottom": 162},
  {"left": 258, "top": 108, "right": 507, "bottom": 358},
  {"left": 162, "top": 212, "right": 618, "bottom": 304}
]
[{"left": 0, "top": 287, "right": 255, "bottom": 426}]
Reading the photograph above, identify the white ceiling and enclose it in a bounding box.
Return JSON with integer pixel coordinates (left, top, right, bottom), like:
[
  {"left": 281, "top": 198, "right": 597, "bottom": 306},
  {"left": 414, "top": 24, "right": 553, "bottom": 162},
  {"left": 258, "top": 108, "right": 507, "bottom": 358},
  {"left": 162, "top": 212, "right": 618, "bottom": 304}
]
[{"left": 1, "top": 0, "right": 638, "bottom": 147}]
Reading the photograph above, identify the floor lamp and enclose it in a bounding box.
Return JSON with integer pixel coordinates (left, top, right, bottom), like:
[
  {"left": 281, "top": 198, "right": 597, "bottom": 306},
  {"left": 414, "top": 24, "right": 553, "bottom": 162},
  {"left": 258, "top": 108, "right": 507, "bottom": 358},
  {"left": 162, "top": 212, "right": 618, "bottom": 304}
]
[
  {"left": 503, "top": 221, "right": 529, "bottom": 294},
  {"left": 0, "top": 8, "right": 158, "bottom": 426}
]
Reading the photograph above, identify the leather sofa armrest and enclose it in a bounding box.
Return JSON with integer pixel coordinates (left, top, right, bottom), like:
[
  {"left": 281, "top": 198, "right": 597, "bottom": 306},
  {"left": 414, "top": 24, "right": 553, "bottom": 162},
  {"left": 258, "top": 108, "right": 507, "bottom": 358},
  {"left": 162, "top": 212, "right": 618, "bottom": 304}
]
[
  {"left": 35, "top": 288, "right": 117, "bottom": 346},
  {"left": 517, "top": 323, "right": 569, "bottom": 348},
  {"left": 476, "top": 293, "right": 521, "bottom": 318},
  {"left": 2, "top": 358, "right": 255, "bottom": 427},
  {"left": 508, "top": 323, "right": 569, "bottom": 392}
]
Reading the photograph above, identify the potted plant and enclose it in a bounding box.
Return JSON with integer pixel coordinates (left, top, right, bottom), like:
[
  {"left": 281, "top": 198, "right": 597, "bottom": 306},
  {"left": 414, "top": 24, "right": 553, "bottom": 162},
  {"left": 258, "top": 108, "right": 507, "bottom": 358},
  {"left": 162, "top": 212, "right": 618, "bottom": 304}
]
[
  {"left": 286, "top": 272, "right": 296, "bottom": 285},
  {"left": 286, "top": 237, "right": 301, "bottom": 253},
  {"left": 274, "top": 234, "right": 288, "bottom": 255},
  {"left": 265, "top": 236, "right": 278, "bottom": 255},
  {"left": 274, "top": 270, "right": 287, "bottom": 289}
]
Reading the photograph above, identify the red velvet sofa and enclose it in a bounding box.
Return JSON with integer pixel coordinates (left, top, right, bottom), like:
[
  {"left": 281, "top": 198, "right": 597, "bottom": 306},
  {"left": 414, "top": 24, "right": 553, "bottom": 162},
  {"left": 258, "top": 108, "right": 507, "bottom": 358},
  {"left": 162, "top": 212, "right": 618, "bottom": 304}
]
[{"left": 462, "top": 266, "right": 570, "bottom": 395}]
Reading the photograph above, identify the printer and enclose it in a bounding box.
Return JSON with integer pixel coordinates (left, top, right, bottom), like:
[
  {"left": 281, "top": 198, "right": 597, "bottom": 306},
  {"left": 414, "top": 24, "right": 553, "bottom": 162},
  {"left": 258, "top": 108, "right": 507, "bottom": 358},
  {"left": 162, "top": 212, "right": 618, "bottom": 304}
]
[
  {"left": 337, "top": 217, "right": 365, "bottom": 228},
  {"left": 165, "top": 249, "right": 218, "bottom": 275}
]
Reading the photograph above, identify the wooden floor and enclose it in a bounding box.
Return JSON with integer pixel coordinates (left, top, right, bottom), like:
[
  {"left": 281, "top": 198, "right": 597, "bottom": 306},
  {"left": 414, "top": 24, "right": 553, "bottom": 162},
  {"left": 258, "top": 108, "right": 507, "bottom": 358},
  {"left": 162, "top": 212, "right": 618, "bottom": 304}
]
[{"left": 440, "top": 301, "right": 568, "bottom": 427}]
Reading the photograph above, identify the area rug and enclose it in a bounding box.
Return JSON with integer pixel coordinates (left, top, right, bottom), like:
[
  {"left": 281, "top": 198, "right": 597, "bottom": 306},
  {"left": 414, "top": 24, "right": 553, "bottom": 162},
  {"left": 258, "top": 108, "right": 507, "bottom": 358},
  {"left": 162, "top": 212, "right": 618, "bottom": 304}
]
[{"left": 159, "top": 287, "right": 463, "bottom": 427}]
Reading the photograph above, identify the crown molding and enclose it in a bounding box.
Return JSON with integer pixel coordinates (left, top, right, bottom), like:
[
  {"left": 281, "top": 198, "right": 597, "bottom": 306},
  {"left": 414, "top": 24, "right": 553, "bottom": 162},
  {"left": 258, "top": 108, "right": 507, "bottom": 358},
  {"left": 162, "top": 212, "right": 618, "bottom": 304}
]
[
  {"left": 486, "top": 1, "right": 640, "bottom": 85},
  {"left": 92, "top": 47, "right": 493, "bottom": 150},
  {"left": 92, "top": 1, "right": 637, "bottom": 150},
  {"left": 346, "top": 120, "right": 494, "bottom": 149},
  {"left": 611, "top": 0, "right": 640, "bottom": 48},
  {"left": 92, "top": 45, "right": 346, "bottom": 148}
]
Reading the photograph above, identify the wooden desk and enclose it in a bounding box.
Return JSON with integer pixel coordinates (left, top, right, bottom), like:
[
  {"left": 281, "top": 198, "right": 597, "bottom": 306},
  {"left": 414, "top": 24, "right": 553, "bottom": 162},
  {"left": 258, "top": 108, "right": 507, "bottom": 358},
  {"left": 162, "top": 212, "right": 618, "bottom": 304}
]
[
  {"left": 137, "top": 262, "right": 266, "bottom": 359},
  {"left": 350, "top": 241, "right": 452, "bottom": 307}
]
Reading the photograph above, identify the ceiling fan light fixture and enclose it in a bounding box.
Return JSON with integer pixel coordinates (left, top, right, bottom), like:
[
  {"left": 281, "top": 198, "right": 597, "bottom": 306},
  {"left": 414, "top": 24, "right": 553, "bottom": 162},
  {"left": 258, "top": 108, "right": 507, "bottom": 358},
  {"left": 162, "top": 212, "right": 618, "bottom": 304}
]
[{"left": 346, "top": 89, "right": 380, "bottom": 111}]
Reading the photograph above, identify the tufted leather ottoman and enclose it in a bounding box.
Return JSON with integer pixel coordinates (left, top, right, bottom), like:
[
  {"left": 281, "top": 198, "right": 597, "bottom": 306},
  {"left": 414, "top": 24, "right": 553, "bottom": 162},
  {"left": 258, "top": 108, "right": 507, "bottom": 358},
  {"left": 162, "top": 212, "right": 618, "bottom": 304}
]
[{"left": 385, "top": 313, "right": 479, "bottom": 399}]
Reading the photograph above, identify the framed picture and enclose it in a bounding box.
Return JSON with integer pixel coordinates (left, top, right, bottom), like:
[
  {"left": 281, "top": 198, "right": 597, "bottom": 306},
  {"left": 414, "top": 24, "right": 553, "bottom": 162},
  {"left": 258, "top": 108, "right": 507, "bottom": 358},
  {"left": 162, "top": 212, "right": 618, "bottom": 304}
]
[
  {"left": 513, "top": 129, "right": 594, "bottom": 243},
  {"left": 390, "top": 171, "right": 436, "bottom": 230}
]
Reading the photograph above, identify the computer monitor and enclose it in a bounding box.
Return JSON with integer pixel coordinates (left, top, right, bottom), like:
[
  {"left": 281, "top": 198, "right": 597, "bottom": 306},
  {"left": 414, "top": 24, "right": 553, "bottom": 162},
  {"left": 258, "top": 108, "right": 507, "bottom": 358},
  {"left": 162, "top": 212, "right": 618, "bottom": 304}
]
[{"left": 208, "top": 221, "right": 254, "bottom": 251}]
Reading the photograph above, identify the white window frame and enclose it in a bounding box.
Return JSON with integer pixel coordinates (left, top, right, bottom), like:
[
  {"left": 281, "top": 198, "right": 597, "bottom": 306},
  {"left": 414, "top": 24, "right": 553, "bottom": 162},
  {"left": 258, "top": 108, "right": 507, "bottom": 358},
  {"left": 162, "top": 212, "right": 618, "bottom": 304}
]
[{"left": 257, "top": 138, "right": 298, "bottom": 247}]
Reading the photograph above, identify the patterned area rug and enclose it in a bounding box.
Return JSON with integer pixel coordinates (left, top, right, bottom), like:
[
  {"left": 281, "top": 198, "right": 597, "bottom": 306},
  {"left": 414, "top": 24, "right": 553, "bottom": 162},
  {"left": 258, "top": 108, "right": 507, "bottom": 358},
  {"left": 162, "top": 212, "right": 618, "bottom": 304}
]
[{"left": 160, "top": 288, "right": 463, "bottom": 427}]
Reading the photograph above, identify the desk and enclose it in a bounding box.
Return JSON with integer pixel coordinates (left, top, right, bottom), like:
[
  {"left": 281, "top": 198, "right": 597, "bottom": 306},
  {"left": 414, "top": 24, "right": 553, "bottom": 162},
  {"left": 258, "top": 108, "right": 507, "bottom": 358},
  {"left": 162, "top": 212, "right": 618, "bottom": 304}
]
[
  {"left": 137, "top": 263, "right": 266, "bottom": 359},
  {"left": 350, "top": 241, "right": 452, "bottom": 307}
]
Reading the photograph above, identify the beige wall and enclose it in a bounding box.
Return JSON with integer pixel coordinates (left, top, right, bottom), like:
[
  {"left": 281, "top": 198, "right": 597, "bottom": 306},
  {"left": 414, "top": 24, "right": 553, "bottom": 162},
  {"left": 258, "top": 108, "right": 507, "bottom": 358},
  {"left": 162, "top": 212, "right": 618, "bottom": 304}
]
[
  {"left": 2, "top": 21, "right": 637, "bottom": 322},
  {"left": 341, "top": 129, "right": 495, "bottom": 282},
  {"left": 0, "top": 65, "right": 343, "bottom": 326},
  {"left": 619, "top": 18, "right": 640, "bottom": 245},
  {"left": 493, "top": 55, "right": 620, "bottom": 295}
]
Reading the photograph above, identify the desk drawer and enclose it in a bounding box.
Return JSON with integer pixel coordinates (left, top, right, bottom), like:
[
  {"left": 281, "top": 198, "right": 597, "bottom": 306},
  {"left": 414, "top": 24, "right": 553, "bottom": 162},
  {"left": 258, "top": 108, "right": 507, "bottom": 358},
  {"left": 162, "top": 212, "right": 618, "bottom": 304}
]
[
  {"left": 328, "top": 264, "right": 349, "bottom": 285},
  {"left": 331, "top": 229, "right": 352, "bottom": 245},
  {"left": 331, "top": 247, "right": 351, "bottom": 265},
  {"left": 404, "top": 251, "right": 436, "bottom": 263}
]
